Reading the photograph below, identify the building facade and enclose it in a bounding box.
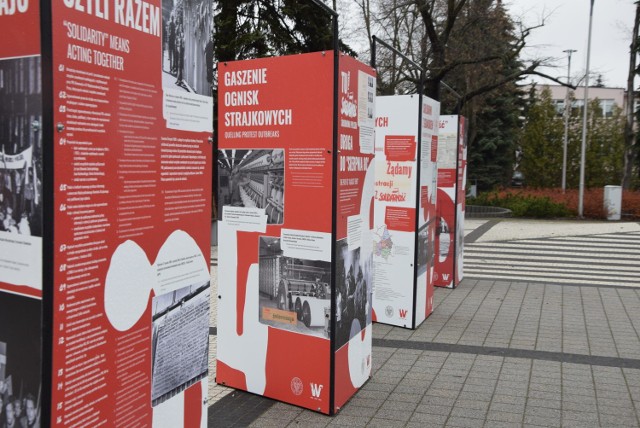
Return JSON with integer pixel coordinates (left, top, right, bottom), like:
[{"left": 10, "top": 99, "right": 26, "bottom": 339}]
[{"left": 525, "top": 84, "right": 628, "bottom": 118}]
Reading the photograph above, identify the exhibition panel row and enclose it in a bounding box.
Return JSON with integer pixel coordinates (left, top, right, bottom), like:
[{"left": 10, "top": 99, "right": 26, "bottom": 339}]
[
  {"left": 1, "top": 2, "right": 467, "bottom": 424},
  {"left": 216, "top": 52, "right": 467, "bottom": 412}
]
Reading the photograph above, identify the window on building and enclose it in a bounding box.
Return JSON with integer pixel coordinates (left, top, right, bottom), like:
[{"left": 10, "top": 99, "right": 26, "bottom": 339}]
[
  {"left": 554, "top": 100, "right": 565, "bottom": 116},
  {"left": 571, "top": 99, "right": 584, "bottom": 116},
  {"left": 600, "top": 99, "right": 615, "bottom": 118}
]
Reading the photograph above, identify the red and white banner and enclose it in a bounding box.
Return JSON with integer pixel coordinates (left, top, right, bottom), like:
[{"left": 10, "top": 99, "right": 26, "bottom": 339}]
[
  {"left": 0, "top": 147, "right": 32, "bottom": 170},
  {"left": 50, "top": 1, "right": 213, "bottom": 426},
  {"left": 435, "top": 115, "right": 467, "bottom": 288},
  {"left": 373, "top": 95, "right": 438, "bottom": 329},
  {"left": 216, "top": 52, "right": 374, "bottom": 414}
]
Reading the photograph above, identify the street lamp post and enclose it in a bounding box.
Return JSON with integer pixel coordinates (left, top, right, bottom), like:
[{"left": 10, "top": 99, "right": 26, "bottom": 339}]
[
  {"left": 562, "top": 49, "right": 576, "bottom": 193},
  {"left": 578, "top": 0, "right": 595, "bottom": 218}
]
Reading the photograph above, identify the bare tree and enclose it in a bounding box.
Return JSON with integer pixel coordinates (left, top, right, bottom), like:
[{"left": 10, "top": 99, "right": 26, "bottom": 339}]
[{"left": 358, "top": 0, "right": 568, "bottom": 110}]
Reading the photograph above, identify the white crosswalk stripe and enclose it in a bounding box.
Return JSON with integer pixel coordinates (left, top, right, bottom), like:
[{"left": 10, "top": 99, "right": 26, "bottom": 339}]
[{"left": 464, "top": 231, "right": 640, "bottom": 287}]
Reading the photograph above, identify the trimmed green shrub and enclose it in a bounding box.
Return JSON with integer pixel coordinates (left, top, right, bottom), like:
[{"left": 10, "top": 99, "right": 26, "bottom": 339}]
[{"left": 470, "top": 192, "right": 571, "bottom": 218}]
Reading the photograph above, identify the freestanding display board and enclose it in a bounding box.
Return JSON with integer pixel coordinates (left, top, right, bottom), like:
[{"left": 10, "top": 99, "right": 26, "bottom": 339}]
[
  {"left": 216, "top": 52, "right": 376, "bottom": 414},
  {"left": 2, "top": 2, "right": 214, "bottom": 427},
  {"left": 1, "top": 4, "right": 45, "bottom": 428},
  {"left": 434, "top": 115, "right": 467, "bottom": 288},
  {"left": 372, "top": 95, "right": 439, "bottom": 329}
]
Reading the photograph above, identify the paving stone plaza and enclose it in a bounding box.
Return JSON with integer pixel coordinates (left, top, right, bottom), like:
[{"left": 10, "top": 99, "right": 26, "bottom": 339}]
[{"left": 208, "top": 219, "right": 640, "bottom": 427}]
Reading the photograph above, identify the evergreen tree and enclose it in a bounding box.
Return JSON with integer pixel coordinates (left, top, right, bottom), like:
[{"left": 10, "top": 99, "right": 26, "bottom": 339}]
[
  {"left": 520, "top": 87, "right": 564, "bottom": 188},
  {"left": 214, "top": 0, "right": 352, "bottom": 63},
  {"left": 444, "top": 1, "right": 526, "bottom": 190},
  {"left": 520, "top": 91, "right": 626, "bottom": 189},
  {"left": 582, "top": 100, "right": 625, "bottom": 187}
]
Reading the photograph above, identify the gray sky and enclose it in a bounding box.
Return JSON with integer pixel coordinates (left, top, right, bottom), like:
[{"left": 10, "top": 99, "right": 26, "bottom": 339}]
[{"left": 507, "top": 0, "right": 636, "bottom": 88}]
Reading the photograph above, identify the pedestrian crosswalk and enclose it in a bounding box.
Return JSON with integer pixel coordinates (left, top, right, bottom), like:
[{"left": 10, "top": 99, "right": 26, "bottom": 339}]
[{"left": 464, "top": 231, "right": 640, "bottom": 287}]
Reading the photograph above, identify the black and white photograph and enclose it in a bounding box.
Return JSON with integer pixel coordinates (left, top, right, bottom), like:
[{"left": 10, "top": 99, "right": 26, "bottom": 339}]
[
  {"left": 456, "top": 218, "right": 464, "bottom": 263},
  {"left": 0, "top": 292, "right": 42, "bottom": 428},
  {"left": 436, "top": 215, "right": 451, "bottom": 260},
  {"left": 162, "top": 0, "right": 214, "bottom": 96},
  {"left": 0, "top": 56, "right": 43, "bottom": 238},
  {"left": 335, "top": 239, "right": 372, "bottom": 350},
  {"left": 258, "top": 236, "right": 331, "bottom": 338},
  {"left": 218, "top": 149, "right": 285, "bottom": 225},
  {"left": 150, "top": 282, "right": 210, "bottom": 406},
  {"left": 416, "top": 222, "right": 434, "bottom": 277}
]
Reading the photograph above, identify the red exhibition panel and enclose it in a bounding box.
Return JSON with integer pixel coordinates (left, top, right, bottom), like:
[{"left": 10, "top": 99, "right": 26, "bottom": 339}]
[
  {"left": 0, "top": 3, "right": 44, "bottom": 427},
  {"left": 216, "top": 52, "right": 375, "bottom": 415},
  {"left": 455, "top": 117, "right": 468, "bottom": 285},
  {"left": 416, "top": 97, "right": 439, "bottom": 323},
  {"left": 50, "top": 1, "right": 213, "bottom": 427},
  {"left": 435, "top": 115, "right": 466, "bottom": 288},
  {"left": 216, "top": 52, "right": 335, "bottom": 414}
]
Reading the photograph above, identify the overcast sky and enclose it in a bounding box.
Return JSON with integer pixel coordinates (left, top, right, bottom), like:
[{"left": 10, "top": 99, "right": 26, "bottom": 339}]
[{"left": 506, "top": 0, "right": 636, "bottom": 88}]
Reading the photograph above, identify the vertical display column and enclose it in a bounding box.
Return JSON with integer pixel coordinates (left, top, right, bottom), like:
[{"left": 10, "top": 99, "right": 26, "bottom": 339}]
[
  {"left": 0, "top": 3, "right": 44, "bottom": 427},
  {"left": 49, "top": 1, "right": 213, "bottom": 427},
  {"left": 455, "top": 117, "right": 468, "bottom": 285},
  {"left": 372, "top": 94, "right": 439, "bottom": 329},
  {"left": 372, "top": 95, "right": 420, "bottom": 328},
  {"left": 435, "top": 115, "right": 466, "bottom": 289},
  {"left": 216, "top": 52, "right": 336, "bottom": 414},
  {"left": 216, "top": 52, "right": 376, "bottom": 415},
  {"left": 416, "top": 97, "right": 439, "bottom": 319}
]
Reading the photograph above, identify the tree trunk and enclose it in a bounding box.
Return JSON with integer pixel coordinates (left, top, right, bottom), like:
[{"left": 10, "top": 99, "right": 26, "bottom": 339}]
[{"left": 622, "top": 2, "right": 640, "bottom": 189}]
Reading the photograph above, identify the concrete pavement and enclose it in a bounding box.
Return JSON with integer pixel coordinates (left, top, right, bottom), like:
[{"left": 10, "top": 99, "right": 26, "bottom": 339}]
[{"left": 208, "top": 219, "right": 640, "bottom": 427}]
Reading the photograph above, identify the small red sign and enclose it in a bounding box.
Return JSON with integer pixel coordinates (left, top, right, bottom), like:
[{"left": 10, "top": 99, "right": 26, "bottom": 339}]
[
  {"left": 431, "top": 135, "right": 438, "bottom": 162},
  {"left": 385, "top": 206, "right": 415, "bottom": 232},
  {"left": 384, "top": 136, "right": 416, "bottom": 162},
  {"left": 438, "top": 169, "right": 456, "bottom": 187}
]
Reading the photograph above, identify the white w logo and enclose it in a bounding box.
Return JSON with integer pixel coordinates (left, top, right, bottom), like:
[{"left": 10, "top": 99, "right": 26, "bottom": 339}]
[
  {"left": 442, "top": 274, "right": 450, "bottom": 281},
  {"left": 310, "top": 383, "right": 324, "bottom": 398}
]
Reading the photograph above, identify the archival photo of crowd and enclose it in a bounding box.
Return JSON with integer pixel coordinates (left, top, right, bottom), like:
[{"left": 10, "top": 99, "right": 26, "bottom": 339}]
[
  {"left": 257, "top": 236, "right": 332, "bottom": 338},
  {"left": 150, "top": 282, "right": 210, "bottom": 406},
  {"left": 0, "top": 56, "right": 43, "bottom": 238},
  {"left": 218, "top": 149, "right": 285, "bottom": 225},
  {"left": 162, "top": 0, "right": 214, "bottom": 96},
  {"left": 0, "top": 292, "right": 42, "bottom": 428},
  {"left": 335, "top": 240, "right": 372, "bottom": 350}
]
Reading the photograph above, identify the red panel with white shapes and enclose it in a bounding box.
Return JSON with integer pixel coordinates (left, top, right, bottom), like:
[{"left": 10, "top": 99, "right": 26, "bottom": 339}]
[
  {"left": 435, "top": 115, "right": 466, "bottom": 288},
  {"left": 50, "top": 1, "right": 213, "bottom": 426},
  {"left": 217, "top": 52, "right": 335, "bottom": 414},
  {"left": 216, "top": 52, "right": 375, "bottom": 414}
]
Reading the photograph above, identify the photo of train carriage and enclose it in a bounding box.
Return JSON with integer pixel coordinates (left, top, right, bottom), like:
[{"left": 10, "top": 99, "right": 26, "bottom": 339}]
[
  {"left": 218, "top": 149, "right": 284, "bottom": 224},
  {"left": 258, "top": 236, "right": 332, "bottom": 338}
]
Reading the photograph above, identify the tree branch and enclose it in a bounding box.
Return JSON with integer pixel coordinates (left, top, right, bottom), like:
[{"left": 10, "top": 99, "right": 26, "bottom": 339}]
[{"left": 526, "top": 70, "right": 577, "bottom": 89}]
